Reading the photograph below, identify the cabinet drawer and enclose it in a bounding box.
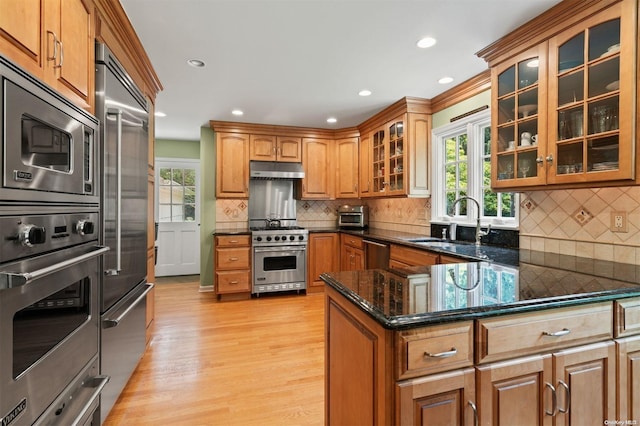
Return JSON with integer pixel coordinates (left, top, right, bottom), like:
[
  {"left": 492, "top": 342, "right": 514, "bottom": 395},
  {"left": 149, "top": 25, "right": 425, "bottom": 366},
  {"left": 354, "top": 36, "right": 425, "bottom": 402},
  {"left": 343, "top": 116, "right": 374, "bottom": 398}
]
[
  {"left": 476, "top": 302, "right": 612, "bottom": 363},
  {"left": 342, "top": 235, "right": 363, "bottom": 249},
  {"left": 397, "top": 322, "right": 473, "bottom": 379},
  {"left": 615, "top": 297, "right": 640, "bottom": 338},
  {"left": 216, "top": 271, "right": 251, "bottom": 293},
  {"left": 216, "top": 247, "right": 250, "bottom": 270},
  {"left": 216, "top": 235, "right": 251, "bottom": 247},
  {"left": 390, "top": 245, "right": 439, "bottom": 267}
]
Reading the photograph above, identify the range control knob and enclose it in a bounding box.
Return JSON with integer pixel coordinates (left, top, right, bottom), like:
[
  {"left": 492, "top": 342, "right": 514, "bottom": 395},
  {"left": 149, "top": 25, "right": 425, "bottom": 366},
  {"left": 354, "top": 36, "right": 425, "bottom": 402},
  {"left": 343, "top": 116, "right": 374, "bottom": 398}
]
[
  {"left": 266, "top": 236, "right": 272, "bottom": 242},
  {"left": 18, "top": 224, "right": 46, "bottom": 247},
  {"left": 281, "top": 235, "right": 287, "bottom": 241},
  {"left": 274, "top": 236, "right": 280, "bottom": 241},
  {"left": 75, "top": 220, "right": 95, "bottom": 236},
  {"left": 256, "top": 236, "right": 263, "bottom": 242},
  {"left": 289, "top": 235, "right": 295, "bottom": 241},
  {"left": 298, "top": 235, "right": 305, "bottom": 241}
]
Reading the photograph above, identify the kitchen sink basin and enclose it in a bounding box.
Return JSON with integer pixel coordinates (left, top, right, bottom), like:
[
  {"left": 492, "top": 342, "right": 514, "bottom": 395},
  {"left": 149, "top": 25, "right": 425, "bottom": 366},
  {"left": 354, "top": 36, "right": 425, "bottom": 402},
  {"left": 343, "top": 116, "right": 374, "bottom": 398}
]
[
  {"left": 405, "top": 237, "right": 445, "bottom": 243},
  {"left": 415, "top": 241, "right": 456, "bottom": 248}
]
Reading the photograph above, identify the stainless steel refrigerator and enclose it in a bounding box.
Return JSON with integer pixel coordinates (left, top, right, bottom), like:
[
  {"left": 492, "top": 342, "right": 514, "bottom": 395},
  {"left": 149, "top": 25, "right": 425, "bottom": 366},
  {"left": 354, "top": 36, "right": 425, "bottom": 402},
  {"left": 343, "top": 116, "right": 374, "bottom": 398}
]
[{"left": 95, "top": 42, "right": 153, "bottom": 421}]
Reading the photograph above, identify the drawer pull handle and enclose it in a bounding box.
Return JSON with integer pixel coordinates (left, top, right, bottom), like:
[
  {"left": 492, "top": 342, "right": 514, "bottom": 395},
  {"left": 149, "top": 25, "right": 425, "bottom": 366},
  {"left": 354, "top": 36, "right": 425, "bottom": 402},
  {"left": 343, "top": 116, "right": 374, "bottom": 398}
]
[
  {"left": 229, "top": 240, "right": 239, "bottom": 243},
  {"left": 229, "top": 280, "right": 239, "bottom": 284},
  {"left": 229, "top": 257, "right": 239, "bottom": 261},
  {"left": 557, "top": 380, "right": 571, "bottom": 413},
  {"left": 468, "top": 400, "right": 479, "bottom": 426},
  {"left": 542, "top": 328, "right": 571, "bottom": 337},
  {"left": 424, "top": 347, "right": 457, "bottom": 358},
  {"left": 544, "top": 382, "right": 557, "bottom": 416}
]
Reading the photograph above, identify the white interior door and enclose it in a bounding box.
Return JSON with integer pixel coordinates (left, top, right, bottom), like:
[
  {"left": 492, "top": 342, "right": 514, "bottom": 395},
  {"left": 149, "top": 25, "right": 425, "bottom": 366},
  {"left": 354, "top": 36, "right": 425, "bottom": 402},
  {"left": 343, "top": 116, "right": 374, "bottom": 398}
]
[{"left": 155, "top": 159, "right": 201, "bottom": 277}]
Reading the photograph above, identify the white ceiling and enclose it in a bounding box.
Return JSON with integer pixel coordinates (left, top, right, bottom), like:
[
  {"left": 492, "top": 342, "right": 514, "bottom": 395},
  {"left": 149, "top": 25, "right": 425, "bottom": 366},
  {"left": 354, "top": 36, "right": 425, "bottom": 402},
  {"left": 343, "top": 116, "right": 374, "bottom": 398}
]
[{"left": 120, "top": 0, "right": 562, "bottom": 141}]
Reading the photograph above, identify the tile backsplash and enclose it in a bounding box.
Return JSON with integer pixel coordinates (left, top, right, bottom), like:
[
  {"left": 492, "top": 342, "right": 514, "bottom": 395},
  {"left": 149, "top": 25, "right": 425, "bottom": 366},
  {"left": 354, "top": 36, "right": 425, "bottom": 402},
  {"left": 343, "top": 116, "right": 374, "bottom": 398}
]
[
  {"left": 214, "top": 185, "right": 639, "bottom": 265},
  {"left": 519, "top": 185, "right": 640, "bottom": 264}
]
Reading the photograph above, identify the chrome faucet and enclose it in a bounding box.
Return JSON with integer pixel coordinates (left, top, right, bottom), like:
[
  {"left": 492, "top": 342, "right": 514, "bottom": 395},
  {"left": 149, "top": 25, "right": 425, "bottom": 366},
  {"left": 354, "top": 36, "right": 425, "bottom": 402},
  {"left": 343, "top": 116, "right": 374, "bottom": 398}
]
[{"left": 450, "top": 196, "right": 491, "bottom": 246}]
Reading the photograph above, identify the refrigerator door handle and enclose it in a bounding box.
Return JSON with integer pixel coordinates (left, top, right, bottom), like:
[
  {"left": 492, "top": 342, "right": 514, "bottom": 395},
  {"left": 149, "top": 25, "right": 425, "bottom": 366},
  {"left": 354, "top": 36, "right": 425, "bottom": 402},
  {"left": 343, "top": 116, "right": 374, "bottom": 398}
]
[{"left": 106, "top": 108, "right": 123, "bottom": 276}]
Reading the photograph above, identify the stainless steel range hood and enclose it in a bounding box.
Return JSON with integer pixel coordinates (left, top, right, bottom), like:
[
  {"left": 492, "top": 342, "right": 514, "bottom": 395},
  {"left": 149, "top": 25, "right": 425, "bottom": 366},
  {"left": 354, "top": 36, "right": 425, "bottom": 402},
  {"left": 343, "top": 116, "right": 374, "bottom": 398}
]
[{"left": 250, "top": 161, "right": 305, "bottom": 179}]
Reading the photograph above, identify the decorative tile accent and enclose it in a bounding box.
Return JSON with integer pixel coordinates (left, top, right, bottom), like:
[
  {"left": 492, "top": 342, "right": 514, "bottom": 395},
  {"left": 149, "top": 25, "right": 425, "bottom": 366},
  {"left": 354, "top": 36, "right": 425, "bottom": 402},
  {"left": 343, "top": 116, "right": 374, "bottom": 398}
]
[
  {"left": 520, "top": 197, "right": 537, "bottom": 212},
  {"left": 571, "top": 207, "right": 593, "bottom": 226},
  {"left": 224, "top": 207, "right": 232, "bottom": 217},
  {"left": 302, "top": 202, "right": 310, "bottom": 210},
  {"left": 238, "top": 201, "right": 247, "bottom": 210},
  {"left": 324, "top": 206, "right": 332, "bottom": 215}
]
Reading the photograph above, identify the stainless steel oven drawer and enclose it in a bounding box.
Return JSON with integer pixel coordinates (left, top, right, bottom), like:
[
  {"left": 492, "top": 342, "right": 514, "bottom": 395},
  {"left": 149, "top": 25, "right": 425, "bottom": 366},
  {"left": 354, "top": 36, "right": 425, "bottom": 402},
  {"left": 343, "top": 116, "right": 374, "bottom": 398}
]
[{"left": 100, "top": 281, "right": 153, "bottom": 420}]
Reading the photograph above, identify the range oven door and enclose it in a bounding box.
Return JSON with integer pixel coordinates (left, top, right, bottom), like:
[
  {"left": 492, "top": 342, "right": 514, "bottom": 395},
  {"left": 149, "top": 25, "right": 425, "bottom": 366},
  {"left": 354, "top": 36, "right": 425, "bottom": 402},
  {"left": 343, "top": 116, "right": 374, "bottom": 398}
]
[
  {"left": 253, "top": 246, "right": 307, "bottom": 293},
  {"left": 0, "top": 56, "right": 99, "bottom": 204},
  {"left": 0, "top": 244, "right": 108, "bottom": 425}
]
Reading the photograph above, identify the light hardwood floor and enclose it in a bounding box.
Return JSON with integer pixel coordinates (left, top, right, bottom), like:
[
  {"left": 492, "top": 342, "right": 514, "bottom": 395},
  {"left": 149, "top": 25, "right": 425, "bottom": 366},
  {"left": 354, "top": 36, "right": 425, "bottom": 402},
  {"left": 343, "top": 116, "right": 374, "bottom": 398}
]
[{"left": 103, "top": 278, "right": 325, "bottom": 425}]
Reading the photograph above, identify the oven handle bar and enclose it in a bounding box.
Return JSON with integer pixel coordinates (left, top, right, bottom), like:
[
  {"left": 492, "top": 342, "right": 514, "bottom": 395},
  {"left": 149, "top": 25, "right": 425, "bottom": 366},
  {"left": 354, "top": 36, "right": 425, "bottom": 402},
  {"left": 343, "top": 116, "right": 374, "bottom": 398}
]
[
  {"left": 102, "top": 283, "right": 154, "bottom": 328},
  {"left": 0, "top": 245, "right": 110, "bottom": 287},
  {"left": 72, "top": 375, "right": 110, "bottom": 424},
  {"left": 254, "top": 246, "right": 307, "bottom": 253}
]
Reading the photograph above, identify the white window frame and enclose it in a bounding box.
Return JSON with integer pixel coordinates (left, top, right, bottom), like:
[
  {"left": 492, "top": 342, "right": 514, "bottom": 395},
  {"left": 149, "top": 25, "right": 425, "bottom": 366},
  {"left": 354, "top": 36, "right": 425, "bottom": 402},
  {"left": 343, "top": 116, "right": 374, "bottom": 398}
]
[{"left": 431, "top": 109, "right": 519, "bottom": 229}]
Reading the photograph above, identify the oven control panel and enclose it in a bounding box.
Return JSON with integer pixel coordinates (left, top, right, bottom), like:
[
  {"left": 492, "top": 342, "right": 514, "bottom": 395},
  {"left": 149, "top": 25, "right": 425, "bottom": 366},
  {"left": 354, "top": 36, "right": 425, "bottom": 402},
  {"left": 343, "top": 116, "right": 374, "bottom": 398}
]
[
  {"left": 0, "top": 212, "right": 99, "bottom": 263},
  {"left": 251, "top": 229, "right": 308, "bottom": 246}
]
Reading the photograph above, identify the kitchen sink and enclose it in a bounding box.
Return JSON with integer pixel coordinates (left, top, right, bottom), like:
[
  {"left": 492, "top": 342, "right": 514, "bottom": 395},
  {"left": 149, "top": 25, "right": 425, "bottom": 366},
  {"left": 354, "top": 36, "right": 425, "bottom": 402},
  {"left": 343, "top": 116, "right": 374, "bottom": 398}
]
[
  {"left": 414, "top": 241, "right": 456, "bottom": 248},
  {"left": 405, "top": 237, "right": 445, "bottom": 243}
]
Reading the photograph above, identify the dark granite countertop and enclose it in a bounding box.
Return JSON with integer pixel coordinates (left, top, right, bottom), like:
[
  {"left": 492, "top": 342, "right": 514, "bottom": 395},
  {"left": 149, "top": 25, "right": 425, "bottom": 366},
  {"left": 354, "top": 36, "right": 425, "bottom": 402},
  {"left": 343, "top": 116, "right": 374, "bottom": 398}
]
[{"left": 320, "top": 251, "right": 640, "bottom": 330}]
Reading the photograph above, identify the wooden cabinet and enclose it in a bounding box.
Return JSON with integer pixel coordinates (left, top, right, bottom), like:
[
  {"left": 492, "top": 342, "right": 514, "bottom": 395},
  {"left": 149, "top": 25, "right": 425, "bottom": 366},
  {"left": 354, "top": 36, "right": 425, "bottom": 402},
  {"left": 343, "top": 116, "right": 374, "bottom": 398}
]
[
  {"left": 300, "top": 138, "right": 334, "bottom": 199},
  {"left": 250, "top": 135, "right": 301, "bottom": 162},
  {"left": 307, "top": 233, "right": 339, "bottom": 293},
  {"left": 340, "top": 234, "right": 364, "bottom": 271},
  {"left": 389, "top": 244, "right": 439, "bottom": 269},
  {"left": 358, "top": 132, "right": 372, "bottom": 197},
  {"left": 616, "top": 335, "right": 640, "bottom": 421},
  {"left": 216, "top": 132, "right": 249, "bottom": 198},
  {"left": 214, "top": 235, "right": 251, "bottom": 298},
  {"left": 482, "top": 0, "right": 638, "bottom": 190},
  {"left": 358, "top": 98, "right": 431, "bottom": 198},
  {"left": 0, "top": 0, "right": 94, "bottom": 111},
  {"left": 396, "top": 368, "right": 476, "bottom": 426},
  {"left": 478, "top": 341, "right": 615, "bottom": 425},
  {"left": 335, "top": 137, "right": 359, "bottom": 198}
]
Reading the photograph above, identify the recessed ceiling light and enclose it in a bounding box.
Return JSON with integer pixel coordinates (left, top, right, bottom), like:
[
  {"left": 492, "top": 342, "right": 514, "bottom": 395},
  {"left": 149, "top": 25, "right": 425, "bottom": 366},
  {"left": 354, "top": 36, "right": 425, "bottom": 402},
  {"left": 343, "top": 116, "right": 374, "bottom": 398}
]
[
  {"left": 527, "top": 59, "right": 540, "bottom": 68},
  {"left": 187, "top": 59, "right": 205, "bottom": 68},
  {"left": 358, "top": 89, "right": 372, "bottom": 97},
  {"left": 327, "top": 117, "right": 337, "bottom": 124},
  {"left": 438, "top": 76, "right": 454, "bottom": 84},
  {"left": 154, "top": 111, "right": 166, "bottom": 117},
  {"left": 232, "top": 109, "right": 243, "bottom": 116},
  {"left": 416, "top": 37, "right": 437, "bottom": 49}
]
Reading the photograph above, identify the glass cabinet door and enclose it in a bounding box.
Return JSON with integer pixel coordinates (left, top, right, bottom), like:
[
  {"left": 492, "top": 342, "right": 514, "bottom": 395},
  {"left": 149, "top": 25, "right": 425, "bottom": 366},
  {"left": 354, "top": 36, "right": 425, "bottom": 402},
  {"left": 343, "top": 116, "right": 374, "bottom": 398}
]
[
  {"left": 548, "top": 2, "right": 633, "bottom": 183},
  {"left": 387, "top": 119, "right": 405, "bottom": 194},
  {"left": 493, "top": 44, "right": 546, "bottom": 187},
  {"left": 371, "top": 128, "right": 386, "bottom": 194}
]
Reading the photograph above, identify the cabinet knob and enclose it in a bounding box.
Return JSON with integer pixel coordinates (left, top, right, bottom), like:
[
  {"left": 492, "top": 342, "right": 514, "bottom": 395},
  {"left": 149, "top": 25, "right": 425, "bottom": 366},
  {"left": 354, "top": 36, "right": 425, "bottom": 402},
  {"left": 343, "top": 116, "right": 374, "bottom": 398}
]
[
  {"left": 546, "top": 155, "right": 554, "bottom": 163},
  {"left": 536, "top": 156, "right": 544, "bottom": 164}
]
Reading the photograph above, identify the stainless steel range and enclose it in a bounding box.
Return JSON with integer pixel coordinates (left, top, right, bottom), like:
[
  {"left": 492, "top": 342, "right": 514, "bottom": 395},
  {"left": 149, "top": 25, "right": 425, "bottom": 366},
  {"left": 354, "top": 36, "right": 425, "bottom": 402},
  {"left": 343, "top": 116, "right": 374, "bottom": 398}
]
[
  {"left": 251, "top": 226, "right": 308, "bottom": 294},
  {"left": 249, "top": 162, "right": 307, "bottom": 295}
]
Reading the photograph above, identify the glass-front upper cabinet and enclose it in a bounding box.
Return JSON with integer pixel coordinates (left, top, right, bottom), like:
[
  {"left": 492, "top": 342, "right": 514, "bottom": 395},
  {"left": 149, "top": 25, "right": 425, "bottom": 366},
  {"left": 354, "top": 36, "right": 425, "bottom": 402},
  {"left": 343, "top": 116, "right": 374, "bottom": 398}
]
[
  {"left": 548, "top": 3, "right": 635, "bottom": 184},
  {"left": 492, "top": 44, "right": 547, "bottom": 189},
  {"left": 487, "top": 0, "right": 635, "bottom": 190},
  {"left": 370, "top": 118, "right": 406, "bottom": 195}
]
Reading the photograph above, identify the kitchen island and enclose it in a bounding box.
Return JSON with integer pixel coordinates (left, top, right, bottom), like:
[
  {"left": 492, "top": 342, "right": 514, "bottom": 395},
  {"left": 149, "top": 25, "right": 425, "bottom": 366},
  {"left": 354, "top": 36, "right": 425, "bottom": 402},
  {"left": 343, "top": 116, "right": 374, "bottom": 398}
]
[{"left": 320, "top": 252, "right": 640, "bottom": 425}]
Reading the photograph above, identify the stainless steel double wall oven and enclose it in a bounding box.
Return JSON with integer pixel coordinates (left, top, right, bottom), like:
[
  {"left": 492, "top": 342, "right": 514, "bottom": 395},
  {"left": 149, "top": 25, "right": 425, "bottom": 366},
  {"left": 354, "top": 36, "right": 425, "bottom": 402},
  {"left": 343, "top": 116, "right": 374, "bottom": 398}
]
[{"left": 0, "top": 56, "right": 107, "bottom": 425}]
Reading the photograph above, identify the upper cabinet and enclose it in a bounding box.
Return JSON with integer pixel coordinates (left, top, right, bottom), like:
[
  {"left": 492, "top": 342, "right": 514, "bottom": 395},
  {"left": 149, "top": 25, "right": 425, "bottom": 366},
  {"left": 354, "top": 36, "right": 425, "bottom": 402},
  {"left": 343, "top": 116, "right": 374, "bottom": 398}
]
[
  {"left": 300, "top": 138, "right": 334, "bottom": 199},
  {"left": 0, "top": 0, "right": 95, "bottom": 111},
  {"left": 480, "top": 0, "right": 637, "bottom": 190},
  {"left": 335, "top": 137, "right": 359, "bottom": 198},
  {"left": 358, "top": 98, "right": 431, "bottom": 198},
  {"left": 216, "top": 132, "right": 249, "bottom": 198},
  {"left": 250, "top": 135, "right": 302, "bottom": 163}
]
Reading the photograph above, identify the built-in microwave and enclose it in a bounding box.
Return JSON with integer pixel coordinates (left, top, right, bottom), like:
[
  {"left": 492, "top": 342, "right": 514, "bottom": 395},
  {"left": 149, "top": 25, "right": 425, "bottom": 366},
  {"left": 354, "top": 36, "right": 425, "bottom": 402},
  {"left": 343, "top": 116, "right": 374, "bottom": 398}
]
[
  {"left": 0, "top": 55, "right": 99, "bottom": 204},
  {"left": 338, "top": 205, "right": 369, "bottom": 229}
]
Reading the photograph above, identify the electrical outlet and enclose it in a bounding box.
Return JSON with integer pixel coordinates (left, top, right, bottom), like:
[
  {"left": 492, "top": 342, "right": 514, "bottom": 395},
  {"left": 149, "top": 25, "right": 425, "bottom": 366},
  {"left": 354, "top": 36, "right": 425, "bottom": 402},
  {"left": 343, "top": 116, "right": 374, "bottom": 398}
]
[{"left": 611, "top": 211, "right": 628, "bottom": 233}]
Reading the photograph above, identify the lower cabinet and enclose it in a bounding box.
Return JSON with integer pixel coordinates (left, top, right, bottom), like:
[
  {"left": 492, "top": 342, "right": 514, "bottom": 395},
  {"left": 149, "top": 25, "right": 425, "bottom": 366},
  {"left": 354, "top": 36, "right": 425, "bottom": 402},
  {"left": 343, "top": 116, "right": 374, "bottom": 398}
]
[
  {"left": 340, "top": 234, "right": 364, "bottom": 271},
  {"left": 477, "top": 341, "right": 615, "bottom": 425},
  {"left": 616, "top": 335, "right": 640, "bottom": 421},
  {"left": 214, "top": 235, "right": 251, "bottom": 299},
  {"left": 326, "top": 286, "right": 632, "bottom": 425},
  {"left": 397, "top": 368, "right": 476, "bottom": 425},
  {"left": 389, "top": 244, "right": 439, "bottom": 268},
  {"left": 307, "top": 232, "right": 339, "bottom": 292}
]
